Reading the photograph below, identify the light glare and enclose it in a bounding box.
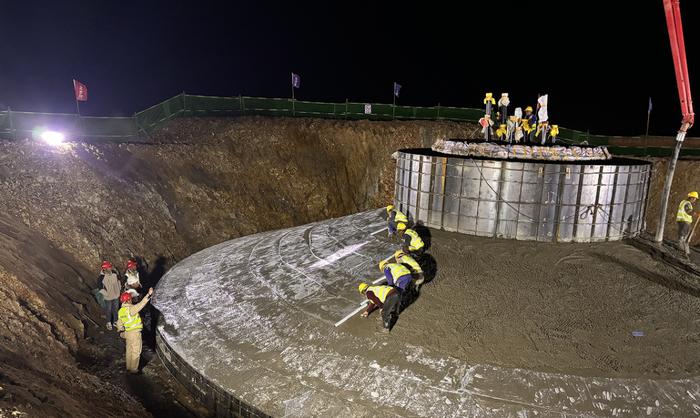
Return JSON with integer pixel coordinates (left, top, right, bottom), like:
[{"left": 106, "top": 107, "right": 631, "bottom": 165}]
[{"left": 41, "top": 131, "right": 65, "bottom": 146}]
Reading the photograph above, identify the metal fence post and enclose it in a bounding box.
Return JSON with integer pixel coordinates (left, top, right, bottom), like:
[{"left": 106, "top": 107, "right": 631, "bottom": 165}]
[
  {"left": 345, "top": 99, "right": 348, "bottom": 119},
  {"left": 8, "top": 106, "right": 15, "bottom": 140},
  {"left": 182, "top": 91, "right": 187, "bottom": 116},
  {"left": 239, "top": 95, "right": 245, "bottom": 115},
  {"left": 437, "top": 103, "right": 441, "bottom": 120}
]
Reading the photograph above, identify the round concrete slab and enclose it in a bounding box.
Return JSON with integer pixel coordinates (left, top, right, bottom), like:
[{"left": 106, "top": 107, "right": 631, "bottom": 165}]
[{"left": 154, "top": 209, "right": 700, "bottom": 417}]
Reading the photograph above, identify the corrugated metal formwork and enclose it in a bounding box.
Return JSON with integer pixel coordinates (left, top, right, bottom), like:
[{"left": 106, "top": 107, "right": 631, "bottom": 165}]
[{"left": 394, "top": 149, "right": 652, "bottom": 243}]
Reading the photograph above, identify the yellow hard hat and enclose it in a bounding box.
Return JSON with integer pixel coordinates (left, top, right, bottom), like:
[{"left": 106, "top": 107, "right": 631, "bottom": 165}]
[
  {"left": 525, "top": 106, "right": 533, "bottom": 112},
  {"left": 386, "top": 205, "right": 395, "bottom": 213},
  {"left": 379, "top": 260, "right": 389, "bottom": 271},
  {"left": 358, "top": 282, "right": 369, "bottom": 294},
  {"left": 689, "top": 191, "right": 699, "bottom": 199},
  {"left": 394, "top": 249, "right": 405, "bottom": 259},
  {"left": 397, "top": 222, "right": 407, "bottom": 231}
]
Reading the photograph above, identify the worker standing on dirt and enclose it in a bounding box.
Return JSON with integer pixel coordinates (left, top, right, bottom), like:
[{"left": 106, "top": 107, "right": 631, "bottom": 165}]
[
  {"left": 676, "top": 191, "right": 698, "bottom": 256},
  {"left": 386, "top": 205, "right": 408, "bottom": 238},
  {"left": 397, "top": 223, "right": 425, "bottom": 255},
  {"left": 358, "top": 282, "right": 401, "bottom": 331},
  {"left": 394, "top": 249, "right": 425, "bottom": 287},
  {"left": 117, "top": 287, "right": 153, "bottom": 374},
  {"left": 99, "top": 261, "right": 122, "bottom": 330}
]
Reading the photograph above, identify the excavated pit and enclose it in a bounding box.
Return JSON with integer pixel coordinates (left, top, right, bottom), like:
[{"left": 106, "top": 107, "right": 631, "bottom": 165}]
[{"left": 0, "top": 115, "right": 699, "bottom": 417}]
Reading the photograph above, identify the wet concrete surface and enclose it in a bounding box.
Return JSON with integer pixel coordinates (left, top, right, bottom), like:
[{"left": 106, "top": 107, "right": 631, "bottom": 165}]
[{"left": 154, "top": 209, "right": 700, "bottom": 417}]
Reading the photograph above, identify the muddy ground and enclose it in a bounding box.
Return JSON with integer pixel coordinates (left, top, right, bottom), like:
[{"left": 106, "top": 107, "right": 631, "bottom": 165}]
[
  {"left": 0, "top": 117, "right": 479, "bottom": 417},
  {"left": 348, "top": 229, "right": 700, "bottom": 379}
]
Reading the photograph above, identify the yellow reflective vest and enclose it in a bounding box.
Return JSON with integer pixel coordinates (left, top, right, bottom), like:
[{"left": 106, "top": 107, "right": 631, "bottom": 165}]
[
  {"left": 405, "top": 229, "right": 424, "bottom": 251},
  {"left": 393, "top": 209, "right": 408, "bottom": 223},
  {"left": 385, "top": 263, "right": 411, "bottom": 279},
  {"left": 118, "top": 305, "right": 143, "bottom": 332},
  {"left": 366, "top": 285, "right": 393, "bottom": 302},
  {"left": 397, "top": 254, "right": 422, "bottom": 273},
  {"left": 677, "top": 200, "right": 693, "bottom": 224}
]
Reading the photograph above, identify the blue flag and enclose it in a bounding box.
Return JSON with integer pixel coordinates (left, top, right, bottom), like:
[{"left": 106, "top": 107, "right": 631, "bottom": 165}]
[
  {"left": 393, "top": 82, "right": 402, "bottom": 98},
  {"left": 648, "top": 97, "right": 652, "bottom": 113},
  {"left": 291, "top": 73, "right": 300, "bottom": 89}
]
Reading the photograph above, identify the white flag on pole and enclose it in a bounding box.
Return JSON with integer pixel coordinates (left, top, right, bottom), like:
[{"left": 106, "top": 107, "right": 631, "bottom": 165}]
[{"left": 537, "top": 95, "right": 549, "bottom": 122}]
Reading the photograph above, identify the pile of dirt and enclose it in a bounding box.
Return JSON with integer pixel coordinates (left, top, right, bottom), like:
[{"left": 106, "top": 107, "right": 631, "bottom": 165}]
[{"left": 0, "top": 116, "right": 479, "bottom": 416}]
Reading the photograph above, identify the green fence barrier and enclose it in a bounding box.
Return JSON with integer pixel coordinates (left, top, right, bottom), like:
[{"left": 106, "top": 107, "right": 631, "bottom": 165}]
[{"left": 0, "top": 93, "right": 696, "bottom": 158}]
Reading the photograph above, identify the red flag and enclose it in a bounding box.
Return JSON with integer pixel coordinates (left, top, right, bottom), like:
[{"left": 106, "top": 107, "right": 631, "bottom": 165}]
[{"left": 73, "top": 79, "right": 88, "bottom": 102}]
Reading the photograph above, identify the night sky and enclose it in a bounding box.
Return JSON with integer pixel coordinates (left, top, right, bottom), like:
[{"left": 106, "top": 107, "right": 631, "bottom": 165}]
[{"left": 0, "top": 0, "right": 697, "bottom": 136}]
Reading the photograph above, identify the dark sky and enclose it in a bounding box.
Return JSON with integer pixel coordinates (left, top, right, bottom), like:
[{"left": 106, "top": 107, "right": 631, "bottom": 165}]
[{"left": 0, "top": 0, "right": 697, "bottom": 136}]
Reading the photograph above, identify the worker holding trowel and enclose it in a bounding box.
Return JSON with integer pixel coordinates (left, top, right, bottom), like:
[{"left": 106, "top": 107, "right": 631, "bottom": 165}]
[
  {"left": 677, "top": 191, "right": 699, "bottom": 256},
  {"left": 358, "top": 282, "right": 401, "bottom": 331}
]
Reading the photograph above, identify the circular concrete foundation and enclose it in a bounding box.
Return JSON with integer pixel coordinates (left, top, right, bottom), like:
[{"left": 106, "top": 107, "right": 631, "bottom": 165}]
[{"left": 394, "top": 148, "right": 652, "bottom": 242}]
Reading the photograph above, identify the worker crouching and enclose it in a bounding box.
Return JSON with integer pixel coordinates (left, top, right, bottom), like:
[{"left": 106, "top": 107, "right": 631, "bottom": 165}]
[
  {"left": 358, "top": 283, "right": 401, "bottom": 331},
  {"left": 397, "top": 222, "right": 425, "bottom": 256},
  {"left": 117, "top": 287, "right": 154, "bottom": 374},
  {"left": 386, "top": 205, "right": 408, "bottom": 239}
]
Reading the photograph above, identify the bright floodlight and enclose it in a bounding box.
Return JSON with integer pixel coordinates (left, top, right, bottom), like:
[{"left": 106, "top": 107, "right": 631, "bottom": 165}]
[{"left": 41, "top": 131, "right": 65, "bottom": 146}]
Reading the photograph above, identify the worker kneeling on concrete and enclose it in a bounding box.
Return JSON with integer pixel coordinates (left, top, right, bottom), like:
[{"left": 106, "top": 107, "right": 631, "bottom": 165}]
[
  {"left": 359, "top": 282, "right": 401, "bottom": 331},
  {"left": 379, "top": 259, "right": 416, "bottom": 308},
  {"left": 386, "top": 205, "right": 408, "bottom": 238},
  {"left": 394, "top": 249, "right": 424, "bottom": 286},
  {"left": 677, "top": 191, "right": 698, "bottom": 256},
  {"left": 397, "top": 222, "right": 425, "bottom": 255},
  {"left": 117, "top": 287, "right": 153, "bottom": 374}
]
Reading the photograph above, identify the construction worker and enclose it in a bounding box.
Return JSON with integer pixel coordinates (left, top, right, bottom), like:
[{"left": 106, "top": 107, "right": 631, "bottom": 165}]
[
  {"left": 358, "top": 282, "right": 401, "bottom": 331},
  {"left": 676, "top": 191, "right": 698, "bottom": 256},
  {"left": 397, "top": 222, "right": 425, "bottom": 255},
  {"left": 124, "top": 259, "right": 142, "bottom": 302},
  {"left": 394, "top": 249, "right": 425, "bottom": 286},
  {"left": 386, "top": 205, "right": 408, "bottom": 238},
  {"left": 379, "top": 260, "right": 413, "bottom": 292},
  {"left": 523, "top": 106, "right": 537, "bottom": 144},
  {"left": 117, "top": 287, "right": 154, "bottom": 374},
  {"left": 495, "top": 124, "right": 508, "bottom": 142},
  {"left": 98, "top": 261, "right": 121, "bottom": 330}
]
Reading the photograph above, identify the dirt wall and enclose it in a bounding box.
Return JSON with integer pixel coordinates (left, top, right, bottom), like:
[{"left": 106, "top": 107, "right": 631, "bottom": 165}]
[
  {"left": 0, "top": 116, "right": 479, "bottom": 416},
  {"left": 644, "top": 158, "right": 700, "bottom": 246}
]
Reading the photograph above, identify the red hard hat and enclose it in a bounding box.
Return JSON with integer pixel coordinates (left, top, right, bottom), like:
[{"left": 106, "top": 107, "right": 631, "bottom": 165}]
[
  {"left": 101, "top": 261, "right": 113, "bottom": 270},
  {"left": 126, "top": 259, "right": 137, "bottom": 270},
  {"left": 119, "top": 292, "right": 132, "bottom": 303}
]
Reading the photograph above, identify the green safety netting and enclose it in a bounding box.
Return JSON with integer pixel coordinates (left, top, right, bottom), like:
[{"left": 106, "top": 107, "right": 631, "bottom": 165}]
[{"left": 0, "top": 94, "right": 691, "bottom": 157}]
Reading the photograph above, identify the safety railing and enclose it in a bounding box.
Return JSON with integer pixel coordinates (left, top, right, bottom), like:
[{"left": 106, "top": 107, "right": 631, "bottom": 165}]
[{"left": 1, "top": 93, "right": 698, "bottom": 158}]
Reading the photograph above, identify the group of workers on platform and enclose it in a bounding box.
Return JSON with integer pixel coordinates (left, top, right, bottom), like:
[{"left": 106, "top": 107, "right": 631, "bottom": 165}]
[
  {"left": 357, "top": 205, "right": 427, "bottom": 331},
  {"left": 677, "top": 191, "right": 699, "bottom": 257},
  {"left": 97, "top": 259, "right": 154, "bottom": 374},
  {"left": 480, "top": 92, "right": 559, "bottom": 145}
]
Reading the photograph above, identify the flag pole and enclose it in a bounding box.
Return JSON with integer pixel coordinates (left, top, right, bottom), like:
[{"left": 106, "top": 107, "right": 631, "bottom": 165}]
[
  {"left": 392, "top": 84, "right": 396, "bottom": 120},
  {"left": 645, "top": 98, "right": 651, "bottom": 154},
  {"left": 73, "top": 79, "right": 81, "bottom": 117},
  {"left": 291, "top": 73, "right": 295, "bottom": 117}
]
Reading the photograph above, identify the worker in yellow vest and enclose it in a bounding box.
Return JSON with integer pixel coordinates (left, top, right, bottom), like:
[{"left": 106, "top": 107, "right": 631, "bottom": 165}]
[
  {"left": 394, "top": 249, "right": 424, "bottom": 286},
  {"left": 117, "top": 287, "right": 153, "bottom": 374},
  {"left": 677, "top": 191, "right": 698, "bottom": 256},
  {"left": 386, "top": 205, "right": 408, "bottom": 239},
  {"left": 397, "top": 223, "right": 425, "bottom": 255},
  {"left": 358, "top": 282, "right": 401, "bottom": 331}
]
